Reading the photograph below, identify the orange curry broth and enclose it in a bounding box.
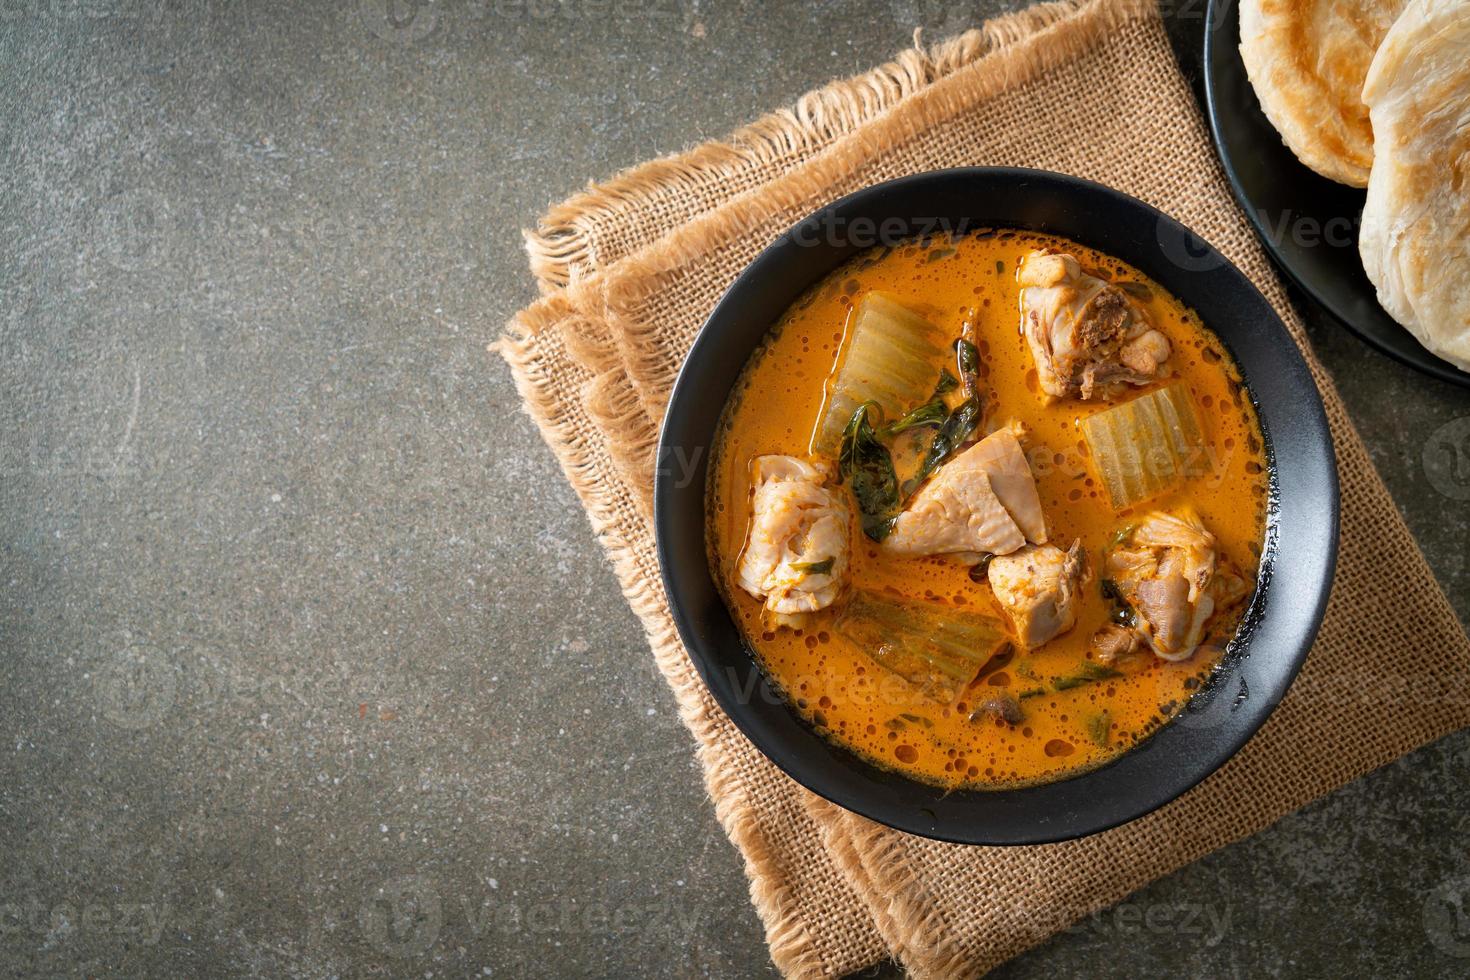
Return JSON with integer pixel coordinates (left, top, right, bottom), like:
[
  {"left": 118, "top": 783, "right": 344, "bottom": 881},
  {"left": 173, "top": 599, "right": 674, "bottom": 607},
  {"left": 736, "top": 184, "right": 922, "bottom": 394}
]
[{"left": 708, "top": 229, "right": 1268, "bottom": 789}]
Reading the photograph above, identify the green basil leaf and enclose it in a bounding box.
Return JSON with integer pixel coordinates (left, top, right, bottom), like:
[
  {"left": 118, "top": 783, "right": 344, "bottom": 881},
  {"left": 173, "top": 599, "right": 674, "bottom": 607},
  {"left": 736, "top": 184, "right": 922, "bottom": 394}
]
[
  {"left": 881, "top": 369, "right": 959, "bottom": 437},
  {"left": 791, "top": 557, "right": 834, "bottom": 575},
  {"left": 908, "top": 395, "right": 983, "bottom": 492},
  {"left": 837, "top": 402, "right": 901, "bottom": 542},
  {"left": 1053, "top": 662, "right": 1123, "bottom": 691},
  {"left": 954, "top": 338, "right": 981, "bottom": 391}
]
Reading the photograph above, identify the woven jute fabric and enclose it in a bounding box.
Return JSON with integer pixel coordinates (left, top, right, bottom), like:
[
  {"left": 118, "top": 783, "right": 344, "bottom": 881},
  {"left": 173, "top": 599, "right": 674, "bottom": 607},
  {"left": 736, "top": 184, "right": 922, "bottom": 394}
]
[{"left": 497, "top": 1, "right": 1470, "bottom": 976}]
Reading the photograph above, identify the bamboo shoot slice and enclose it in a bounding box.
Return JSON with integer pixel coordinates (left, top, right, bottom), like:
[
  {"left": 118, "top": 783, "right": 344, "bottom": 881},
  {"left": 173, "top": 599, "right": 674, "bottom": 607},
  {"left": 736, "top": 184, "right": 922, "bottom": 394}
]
[
  {"left": 812, "top": 292, "right": 948, "bottom": 456},
  {"left": 834, "top": 591, "right": 1009, "bottom": 704},
  {"left": 1082, "top": 383, "right": 1204, "bottom": 510}
]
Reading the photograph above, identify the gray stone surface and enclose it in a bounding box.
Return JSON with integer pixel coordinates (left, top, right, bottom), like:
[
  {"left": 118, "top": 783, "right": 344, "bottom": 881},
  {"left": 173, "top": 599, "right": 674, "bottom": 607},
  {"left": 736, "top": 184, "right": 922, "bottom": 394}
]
[{"left": 0, "top": 1, "right": 1466, "bottom": 977}]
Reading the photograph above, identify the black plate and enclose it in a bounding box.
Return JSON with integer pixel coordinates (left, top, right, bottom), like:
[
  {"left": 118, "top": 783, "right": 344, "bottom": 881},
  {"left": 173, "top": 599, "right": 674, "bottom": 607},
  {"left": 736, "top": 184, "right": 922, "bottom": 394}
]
[
  {"left": 1203, "top": 0, "right": 1470, "bottom": 388},
  {"left": 654, "top": 168, "right": 1339, "bottom": 845}
]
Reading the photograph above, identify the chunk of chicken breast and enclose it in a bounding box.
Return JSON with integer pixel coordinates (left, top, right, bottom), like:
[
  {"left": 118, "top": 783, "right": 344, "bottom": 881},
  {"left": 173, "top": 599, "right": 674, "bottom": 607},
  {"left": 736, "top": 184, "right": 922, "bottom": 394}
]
[
  {"left": 1102, "top": 508, "right": 1249, "bottom": 661},
  {"left": 881, "top": 427, "right": 1047, "bottom": 562},
  {"left": 988, "top": 540, "right": 1089, "bottom": 649},
  {"left": 961, "top": 425, "right": 1047, "bottom": 544},
  {"left": 737, "top": 455, "right": 850, "bottom": 624},
  {"left": 1017, "top": 250, "right": 1172, "bottom": 402},
  {"left": 1089, "top": 623, "right": 1141, "bottom": 664}
]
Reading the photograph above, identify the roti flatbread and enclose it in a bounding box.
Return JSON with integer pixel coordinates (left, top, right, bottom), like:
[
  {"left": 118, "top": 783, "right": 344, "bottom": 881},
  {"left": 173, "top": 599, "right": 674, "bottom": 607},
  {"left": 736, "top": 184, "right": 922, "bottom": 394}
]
[
  {"left": 1239, "top": 0, "right": 1407, "bottom": 187},
  {"left": 1358, "top": 0, "right": 1470, "bottom": 371}
]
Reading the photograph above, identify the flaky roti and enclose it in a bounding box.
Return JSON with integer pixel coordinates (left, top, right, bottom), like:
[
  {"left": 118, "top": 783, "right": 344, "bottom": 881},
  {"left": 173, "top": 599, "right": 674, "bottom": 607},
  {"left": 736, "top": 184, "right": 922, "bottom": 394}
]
[
  {"left": 1359, "top": 0, "right": 1470, "bottom": 371},
  {"left": 1239, "top": 0, "right": 1406, "bottom": 187}
]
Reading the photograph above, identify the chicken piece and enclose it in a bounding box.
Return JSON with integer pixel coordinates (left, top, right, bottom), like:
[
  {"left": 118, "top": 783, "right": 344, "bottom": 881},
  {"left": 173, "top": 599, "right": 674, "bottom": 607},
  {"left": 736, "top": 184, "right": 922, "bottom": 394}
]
[
  {"left": 1133, "top": 574, "right": 1200, "bottom": 656},
  {"left": 1089, "top": 624, "right": 1141, "bottom": 664},
  {"left": 882, "top": 464, "right": 1022, "bottom": 561},
  {"left": 961, "top": 424, "right": 1047, "bottom": 544},
  {"left": 1130, "top": 509, "right": 1217, "bottom": 602},
  {"left": 1103, "top": 508, "right": 1250, "bottom": 661},
  {"left": 881, "top": 428, "right": 1047, "bottom": 562},
  {"left": 737, "top": 455, "right": 850, "bottom": 624},
  {"left": 987, "top": 540, "right": 1089, "bottom": 649},
  {"left": 1017, "top": 250, "right": 1172, "bottom": 402},
  {"left": 1206, "top": 564, "right": 1253, "bottom": 609}
]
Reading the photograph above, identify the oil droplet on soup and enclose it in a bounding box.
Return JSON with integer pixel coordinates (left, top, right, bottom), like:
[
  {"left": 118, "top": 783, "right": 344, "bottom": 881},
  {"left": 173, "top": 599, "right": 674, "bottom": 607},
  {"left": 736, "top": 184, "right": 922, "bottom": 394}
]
[{"left": 708, "top": 229, "right": 1267, "bottom": 790}]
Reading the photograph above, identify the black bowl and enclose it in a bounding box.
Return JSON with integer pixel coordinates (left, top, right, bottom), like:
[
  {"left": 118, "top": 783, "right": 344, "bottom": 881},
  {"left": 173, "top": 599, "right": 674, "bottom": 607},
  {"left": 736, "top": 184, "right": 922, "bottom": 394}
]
[
  {"left": 1202, "top": 0, "right": 1470, "bottom": 388},
  {"left": 654, "top": 167, "right": 1338, "bottom": 845}
]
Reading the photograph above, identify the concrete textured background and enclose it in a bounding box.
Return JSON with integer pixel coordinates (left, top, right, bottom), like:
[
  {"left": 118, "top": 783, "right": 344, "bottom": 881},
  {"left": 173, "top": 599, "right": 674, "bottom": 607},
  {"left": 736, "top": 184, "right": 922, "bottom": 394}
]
[{"left": 2, "top": 1, "right": 1468, "bottom": 977}]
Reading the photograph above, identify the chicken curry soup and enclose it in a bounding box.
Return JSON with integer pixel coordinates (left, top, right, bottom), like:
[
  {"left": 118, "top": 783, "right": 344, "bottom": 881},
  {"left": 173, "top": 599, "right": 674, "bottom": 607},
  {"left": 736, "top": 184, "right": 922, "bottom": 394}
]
[{"left": 709, "top": 228, "right": 1268, "bottom": 789}]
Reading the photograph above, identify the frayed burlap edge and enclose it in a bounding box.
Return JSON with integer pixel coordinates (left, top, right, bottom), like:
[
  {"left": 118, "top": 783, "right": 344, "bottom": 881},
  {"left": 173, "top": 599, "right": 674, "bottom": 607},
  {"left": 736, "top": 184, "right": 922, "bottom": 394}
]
[
  {"left": 523, "top": 0, "right": 1117, "bottom": 294},
  {"left": 805, "top": 796, "right": 964, "bottom": 977}
]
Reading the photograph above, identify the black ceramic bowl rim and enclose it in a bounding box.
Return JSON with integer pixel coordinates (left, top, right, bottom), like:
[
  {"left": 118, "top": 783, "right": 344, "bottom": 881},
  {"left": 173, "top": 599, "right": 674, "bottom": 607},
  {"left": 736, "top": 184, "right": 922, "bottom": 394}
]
[{"left": 653, "top": 167, "right": 1339, "bottom": 845}]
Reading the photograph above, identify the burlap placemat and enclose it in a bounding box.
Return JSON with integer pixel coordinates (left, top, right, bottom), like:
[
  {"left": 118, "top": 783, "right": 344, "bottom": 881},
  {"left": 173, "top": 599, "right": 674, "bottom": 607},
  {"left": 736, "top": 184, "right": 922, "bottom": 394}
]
[{"left": 497, "top": 1, "right": 1470, "bottom": 976}]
